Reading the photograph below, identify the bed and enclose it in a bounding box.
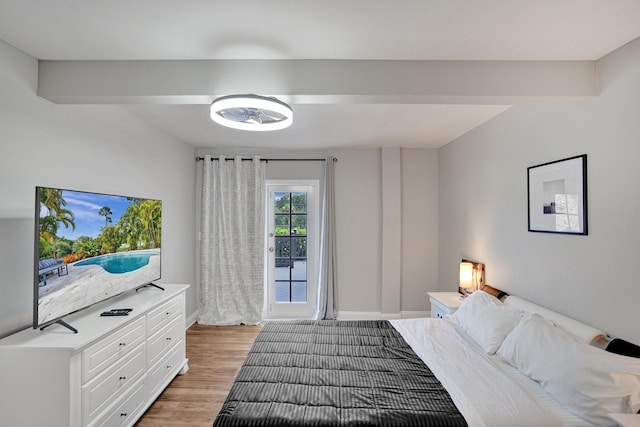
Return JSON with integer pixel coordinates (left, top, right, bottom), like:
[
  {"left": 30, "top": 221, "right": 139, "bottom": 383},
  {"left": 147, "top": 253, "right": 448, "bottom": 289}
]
[{"left": 213, "top": 289, "right": 640, "bottom": 427}]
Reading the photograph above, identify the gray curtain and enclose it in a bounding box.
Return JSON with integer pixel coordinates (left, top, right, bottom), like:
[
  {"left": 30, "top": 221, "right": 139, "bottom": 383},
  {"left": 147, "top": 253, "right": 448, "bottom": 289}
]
[
  {"left": 313, "top": 156, "right": 337, "bottom": 320},
  {"left": 199, "top": 155, "right": 266, "bottom": 325}
]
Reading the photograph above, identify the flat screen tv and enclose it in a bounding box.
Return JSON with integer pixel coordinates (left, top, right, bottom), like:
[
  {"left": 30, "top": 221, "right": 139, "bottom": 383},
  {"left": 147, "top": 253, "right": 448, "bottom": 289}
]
[{"left": 34, "top": 186, "right": 162, "bottom": 332}]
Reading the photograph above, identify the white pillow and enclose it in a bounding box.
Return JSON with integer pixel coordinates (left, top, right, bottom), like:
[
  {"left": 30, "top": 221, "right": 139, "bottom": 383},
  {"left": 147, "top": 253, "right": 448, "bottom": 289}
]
[
  {"left": 450, "top": 290, "right": 522, "bottom": 354},
  {"left": 497, "top": 315, "right": 640, "bottom": 426}
]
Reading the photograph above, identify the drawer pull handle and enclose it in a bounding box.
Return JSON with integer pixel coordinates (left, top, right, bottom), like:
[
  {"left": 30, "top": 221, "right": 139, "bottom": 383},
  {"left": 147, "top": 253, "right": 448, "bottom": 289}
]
[
  {"left": 121, "top": 413, "right": 128, "bottom": 417},
  {"left": 119, "top": 376, "right": 127, "bottom": 381},
  {"left": 166, "top": 337, "right": 172, "bottom": 341},
  {"left": 167, "top": 365, "right": 172, "bottom": 369},
  {"left": 119, "top": 343, "right": 126, "bottom": 348},
  {"left": 166, "top": 312, "right": 171, "bottom": 316}
]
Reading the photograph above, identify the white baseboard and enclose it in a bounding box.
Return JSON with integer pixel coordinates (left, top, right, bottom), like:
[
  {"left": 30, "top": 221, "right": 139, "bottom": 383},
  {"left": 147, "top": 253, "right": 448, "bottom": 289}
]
[
  {"left": 381, "top": 313, "right": 402, "bottom": 320},
  {"left": 337, "top": 311, "right": 430, "bottom": 320},
  {"left": 185, "top": 311, "right": 198, "bottom": 329},
  {"left": 337, "top": 311, "right": 382, "bottom": 320},
  {"left": 189, "top": 310, "right": 432, "bottom": 324},
  {"left": 401, "top": 311, "right": 430, "bottom": 319}
]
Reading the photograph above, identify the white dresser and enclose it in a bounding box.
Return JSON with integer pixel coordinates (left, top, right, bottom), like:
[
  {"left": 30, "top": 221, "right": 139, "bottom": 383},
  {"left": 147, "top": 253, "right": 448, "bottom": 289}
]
[{"left": 0, "top": 284, "right": 189, "bottom": 427}]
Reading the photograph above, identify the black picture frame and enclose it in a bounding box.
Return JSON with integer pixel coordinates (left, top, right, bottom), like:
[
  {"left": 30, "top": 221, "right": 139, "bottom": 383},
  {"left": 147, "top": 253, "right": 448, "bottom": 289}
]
[{"left": 527, "top": 154, "right": 588, "bottom": 235}]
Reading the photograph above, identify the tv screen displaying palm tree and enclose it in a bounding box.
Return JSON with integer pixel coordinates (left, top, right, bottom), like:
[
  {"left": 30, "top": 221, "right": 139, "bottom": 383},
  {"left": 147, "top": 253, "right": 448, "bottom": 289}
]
[{"left": 34, "top": 186, "right": 161, "bottom": 329}]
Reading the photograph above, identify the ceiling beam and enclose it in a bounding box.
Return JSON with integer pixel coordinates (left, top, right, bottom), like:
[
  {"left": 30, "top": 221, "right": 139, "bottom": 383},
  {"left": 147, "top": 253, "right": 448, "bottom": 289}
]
[{"left": 37, "top": 59, "right": 597, "bottom": 105}]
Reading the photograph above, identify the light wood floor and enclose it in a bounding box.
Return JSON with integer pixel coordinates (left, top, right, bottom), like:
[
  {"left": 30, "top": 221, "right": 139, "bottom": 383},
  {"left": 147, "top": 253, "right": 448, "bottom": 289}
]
[{"left": 135, "top": 323, "right": 261, "bottom": 427}]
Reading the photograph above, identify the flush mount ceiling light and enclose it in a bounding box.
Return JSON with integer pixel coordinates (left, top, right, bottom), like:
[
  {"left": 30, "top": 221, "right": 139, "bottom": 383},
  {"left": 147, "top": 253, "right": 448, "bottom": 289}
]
[{"left": 210, "top": 94, "right": 293, "bottom": 131}]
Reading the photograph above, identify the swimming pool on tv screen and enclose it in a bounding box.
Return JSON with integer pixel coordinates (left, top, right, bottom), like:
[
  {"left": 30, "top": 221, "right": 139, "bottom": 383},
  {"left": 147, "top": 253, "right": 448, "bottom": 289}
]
[{"left": 74, "top": 250, "right": 160, "bottom": 274}]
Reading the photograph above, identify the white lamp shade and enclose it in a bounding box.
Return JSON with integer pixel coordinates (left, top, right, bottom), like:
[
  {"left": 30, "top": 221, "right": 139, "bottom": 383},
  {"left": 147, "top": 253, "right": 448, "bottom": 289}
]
[{"left": 459, "top": 262, "right": 474, "bottom": 289}]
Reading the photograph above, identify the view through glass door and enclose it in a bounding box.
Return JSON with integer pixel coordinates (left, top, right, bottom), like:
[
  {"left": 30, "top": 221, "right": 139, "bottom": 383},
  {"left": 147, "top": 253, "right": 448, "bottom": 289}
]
[{"left": 265, "top": 181, "right": 318, "bottom": 318}]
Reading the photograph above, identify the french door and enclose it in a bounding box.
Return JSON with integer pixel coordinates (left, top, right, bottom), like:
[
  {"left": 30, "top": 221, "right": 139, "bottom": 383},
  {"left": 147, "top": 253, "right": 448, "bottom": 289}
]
[{"left": 265, "top": 181, "right": 318, "bottom": 318}]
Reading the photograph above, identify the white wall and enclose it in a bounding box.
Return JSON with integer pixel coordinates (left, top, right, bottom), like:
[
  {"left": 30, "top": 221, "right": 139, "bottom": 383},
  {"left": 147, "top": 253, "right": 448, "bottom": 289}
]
[
  {"left": 195, "top": 147, "right": 439, "bottom": 318},
  {"left": 438, "top": 37, "right": 640, "bottom": 344},
  {"left": 334, "top": 149, "right": 382, "bottom": 313},
  {"left": 402, "top": 148, "right": 439, "bottom": 312},
  {"left": 0, "top": 40, "right": 197, "bottom": 337}
]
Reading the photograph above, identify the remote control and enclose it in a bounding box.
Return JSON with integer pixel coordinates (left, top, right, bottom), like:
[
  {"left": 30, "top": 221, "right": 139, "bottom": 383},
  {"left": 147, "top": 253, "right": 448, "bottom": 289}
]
[{"left": 100, "top": 311, "right": 129, "bottom": 316}]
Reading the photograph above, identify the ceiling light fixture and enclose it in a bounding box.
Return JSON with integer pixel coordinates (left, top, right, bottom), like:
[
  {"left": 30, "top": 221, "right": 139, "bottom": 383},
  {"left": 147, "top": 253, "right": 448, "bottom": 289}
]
[{"left": 210, "top": 94, "right": 293, "bottom": 131}]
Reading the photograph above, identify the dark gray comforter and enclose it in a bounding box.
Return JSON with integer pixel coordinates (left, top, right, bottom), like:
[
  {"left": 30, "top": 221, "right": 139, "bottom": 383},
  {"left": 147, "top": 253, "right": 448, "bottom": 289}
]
[{"left": 213, "top": 320, "right": 467, "bottom": 427}]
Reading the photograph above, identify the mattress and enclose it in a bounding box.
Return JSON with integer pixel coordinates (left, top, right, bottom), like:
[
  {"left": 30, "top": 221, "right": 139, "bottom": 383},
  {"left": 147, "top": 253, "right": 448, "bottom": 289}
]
[
  {"left": 391, "top": 317, "right": 594, "bottom": 427},
  {"left": 213, "top": 320, "right": 467, "bottom": 427}
]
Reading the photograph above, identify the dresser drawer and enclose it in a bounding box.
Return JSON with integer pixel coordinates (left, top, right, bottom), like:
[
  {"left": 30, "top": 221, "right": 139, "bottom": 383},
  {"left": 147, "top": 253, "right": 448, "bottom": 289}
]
[
  {"left": 148, "top": 340, "right": 184, "bottom": 399},
  {"left": 83, "top": 343, "right": 146, "bottom": 426},
  {"left": 90, "top": 376, "right": 147, "bottom": 427},
  {"left": 147, "top": 316, "right": 183, "bottom": 368},
  {"left": 147, "top": 296, "right": 182, "bottom": 337},
  {"left": 431, "top": 301, "right": 447, "bottom": 319},
  {"left": 83, "top": 317, "right": 146, "bottom": 383}
]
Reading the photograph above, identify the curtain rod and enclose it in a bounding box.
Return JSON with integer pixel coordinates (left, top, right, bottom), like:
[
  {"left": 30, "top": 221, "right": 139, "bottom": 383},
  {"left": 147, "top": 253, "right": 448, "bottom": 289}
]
[{"left": 195, "top": 156, "right": 337, "bottom": 162}]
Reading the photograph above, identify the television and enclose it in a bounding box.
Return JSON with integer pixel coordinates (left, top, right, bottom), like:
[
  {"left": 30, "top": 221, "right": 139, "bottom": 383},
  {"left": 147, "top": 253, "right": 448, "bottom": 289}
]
[{"left": 34, "top": 186, "right": 162, "bottom": 332}]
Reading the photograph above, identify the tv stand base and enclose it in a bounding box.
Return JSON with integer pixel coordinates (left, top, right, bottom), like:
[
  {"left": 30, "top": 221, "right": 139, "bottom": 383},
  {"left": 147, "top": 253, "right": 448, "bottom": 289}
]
[
  {"left": 136, "top": 282, "right": 165, "bottom": 292},
  {"left": 40, "top": 318, "right": 78, "bottom": 334}
]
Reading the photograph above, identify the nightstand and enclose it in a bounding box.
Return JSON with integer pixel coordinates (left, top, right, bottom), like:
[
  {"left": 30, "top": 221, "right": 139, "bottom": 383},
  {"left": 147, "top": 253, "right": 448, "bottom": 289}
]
[{"left": 428, "top": 292, "right": 463, "bottom": 319}]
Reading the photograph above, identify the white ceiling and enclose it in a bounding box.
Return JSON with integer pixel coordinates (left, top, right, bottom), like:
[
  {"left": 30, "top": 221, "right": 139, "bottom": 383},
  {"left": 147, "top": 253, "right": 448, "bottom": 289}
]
[{"left": 1, "top": 0, "right": 639, "bottom": 149}]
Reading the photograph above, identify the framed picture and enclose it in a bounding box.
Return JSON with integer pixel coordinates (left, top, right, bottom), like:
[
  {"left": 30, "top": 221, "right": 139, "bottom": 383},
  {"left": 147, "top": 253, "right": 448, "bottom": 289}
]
[{"left": 527, "top": 154, "right": 587, "bottom": 235}]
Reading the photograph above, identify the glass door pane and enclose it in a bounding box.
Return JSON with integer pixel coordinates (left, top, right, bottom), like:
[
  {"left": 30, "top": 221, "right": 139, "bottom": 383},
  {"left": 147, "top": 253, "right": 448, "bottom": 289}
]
[
  {"left": 274, "top": 192, "right": 307, "bottom": 303},
  {"left": 266, "top": 183, "right": 318, "bottom": 318}
]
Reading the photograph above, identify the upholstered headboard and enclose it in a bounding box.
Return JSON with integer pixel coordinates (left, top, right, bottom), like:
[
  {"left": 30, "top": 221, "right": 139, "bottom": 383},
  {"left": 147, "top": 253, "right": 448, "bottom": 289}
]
[
  {"left": 503, "top": 295, "right": 605, "bottom": 343},
  {"left": 480, "top": 284, "right": 509, "bottom": 301},
  {"left": 498, "top": 293, "right": 640, "bottom": 356},
  {"left": 478, "top": 286, "right": 640, "bottom": 355}
]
